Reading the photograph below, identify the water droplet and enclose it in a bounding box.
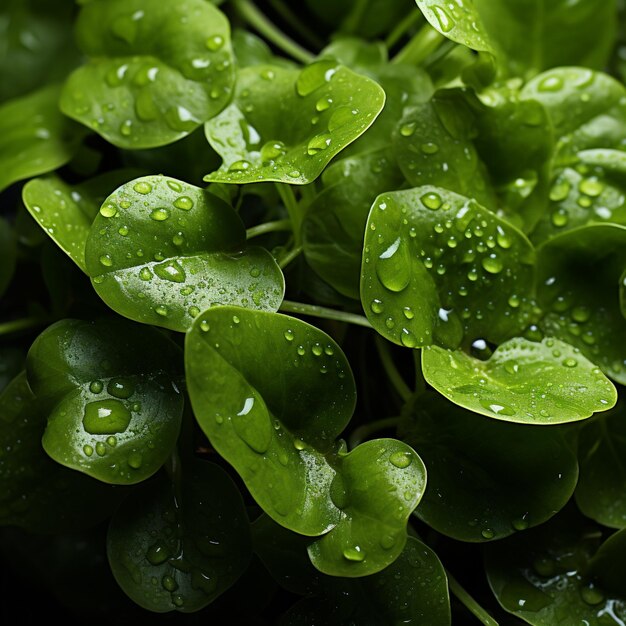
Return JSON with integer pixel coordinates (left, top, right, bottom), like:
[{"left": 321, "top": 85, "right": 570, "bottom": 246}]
[
  {"left": 551, "top": 210, "right": 569, "bottom": 227},
  {"left": 133, "top": 181, "right": 152, "bottom": 195},
  {"left": 296, "top": 60, "right": 336, "bottom": 96},
  {"left": 581, "top": 583, "right": 604, "bottom": 605},
  {"left": 200, "top": 320, "right": 210, "bottom": 332},
  {"left": 229, "top": 159, "right": 252, "bottom": 172},
  {"left": 83, "top": 444, "right": 93, "bottom": 457},
  {"left": 139, "top": 267, "right": 153, "bottom": 281},
  {"left": 481, "top": 254, "right": 503, "bottom": 274},
  {"left": 89, "top": 380, "right": 104, "bottom": 394},
  {"left": 421, "top": 192, "right": 442, "bottom": 210},
  {"left": 205, "top": 34, "right": 225, "bottom": 51},
  {"left": 316, "top": 96, "right": 332, "bottom": 111},
  {"left": 400, "top": 122, "right": 416, "bottom": 137},
  {"left": 173, "top": 232, "right": 185, "bottom": 246},
  {"left": 533, "top": 556, "right": 556, "bottom": 577},
  {"left": 106, "top": 436, "right": 117, "bottom": 447},
  {"left": 287, "top": 169, "right": 301, "bottom": 179},
  {"left": 172, "top": 594, "right": 184, "bottom": 607},
  {"left": 343, "top": 546, "right": 365, "bottom": 562},
  {"left": 167, "top": 180, "right": 182, "bottom": 193},
  {"left": 119, "top": 119, "right": 133, "bottom": 137},
  {"left": 432, "top": 5, "right": 454, "bottom": 32},
  {"left": 401, "top": 329, "right": 417, "bottom": 348},
  {"left": 312, "top": 343, "right": 323, "bottom": 356},
  {"left": 100, "top": 254, "right": 113, "bottom": 267},
  {"left": 107, "top": 378, "right": 135, "bottom": 400},
  {"left": 481, "top": 528, "right": 495, "bottom": 540},
  {"left": 579, "top": 177, "right": 604, "bottom": 197},
  {"left": 328, "top": 106, "right": 355, "bottom": 131},
  {"left": 164, "top": 105, "right": 198, "bottom": 132},
  {"left": 403, "top": 307, "right": 414, "bottom": 320},
  {"left": 562, "top": 357, "right": 578, "bottom": 368},
  {"left": 307, "top": 133, "right": 331, "bottom": 155},
  {"left": 95, "top": 442, "right": 107, "bottom": 456},
  {"left": 100, "top": 203, "right": 118, "bottom": 218},
  {"left": 284, "top": 329, "right": 294, "bottom": 342},
  {"left": 146, "top": 543, "right": 170, "bottom": 565},
  {"left": 390, "top": 451, "right": 412, "bottom": 469},
  {"left": 508, "top": 294, "right": 521, "bottom": 308},
  {"left": 538, "top": 75, "right": 563, "bottom": 92},
  {"left": 571, "top": 306, "right": 590, "bottom": 323},
  {"left": 376, "top": 237, "right": 411, "bottom": 292},
  {"left": 380, "top": 534, "right": 396, "bottom": 550},
  {"left": 296, "top": 346, "right": 306, "bottom": 356},
  {"left": 173, "top": 196, "right": 193, "bottom": 210},
  {"left": 512, "top": 514, "right": 529, "bottom": 531},
  {"left": 83, "top": 399, "right": 132, "bottom": 435},
  {"left": 150, "top": 208, "right": 170, "bottom": 221},
  {"left": 154, "top": 260, "right": 186, "bottom": 283},
  {"left": 162, "top": 575, "right": 178, "bottom": 592},
  {"left": 118, "top": 226, "right": 129, "bottom": 236},
  {"left": 128, "top": 452, "right": 143, "bottom": 469},
  {"left": 479, "top": 400, "right": 516, "bottom": 417},
  {"left": 260, "top": 140, "right": 287, "bottom": 162},
  {"left": 370, "top": 299, "right": 384, "bottom": 314}
]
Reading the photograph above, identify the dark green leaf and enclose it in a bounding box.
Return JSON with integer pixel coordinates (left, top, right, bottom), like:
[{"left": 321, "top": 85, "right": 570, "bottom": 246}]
[
  {"left": 60, "top": 0, "right": 235, "bottom": 148},
  {"left": 108, "top": 459, "right": 251, "bottom": 613},
  {"left": 204, "top": 61, "right": 385, "bottom": 185},
  {"left": 422, "top": 337, "right": 616, "bottom": 423},
  {"left": 85, "top": 174, "right": 284, "bottom": 332},
  {"left": 361, "top": 186, "right": 535, "bottom": 349},
  {"left": 27, "top": 319, "right": 184, "bottom": 484}
]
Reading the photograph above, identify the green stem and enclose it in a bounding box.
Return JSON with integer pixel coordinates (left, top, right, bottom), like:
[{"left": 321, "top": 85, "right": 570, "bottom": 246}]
[
  {"left": 447, "top": 571, "right": 500, "bottom": 626},
  {"left": 276, "top": 183, "right": 303, "bottom": 246},
  {"left": 413, "top": 349, "right": 426, "bottom": 396},
  {"left": 268, "top": 0, "right": 324, "bottom": 49},
  {"left": 279, "top": 300, "right": 372, "bottom": 329},
  {"left": 165, "top": 448, "right": 184, "bottom": 509},
  {"left": 246, "top": 219, "right": 292, "bottom": 239},
  {"left": 0, "top": 316, "right": 48, "bottom": 336},
  {"left": 341, "top": 0, "right": 368, "bottom": 34},
  {"left": 348, "top": 417, "right": 401, "bottom": 449},
  {"left": 385, "top": 9, "right": 423, "bottom": 49},
  {"left": 375, "top": 336, "right": 412, "bottom": 402},
  {"left": 278, "top": 245, "right": 303, "bottom": 269},
  {"left": 423, "top": 39, "right": 456, "bottom": 69},
  {"left": 392, "top": 22, "right": 445, "bottom": 66},
  {"left": 234, "top": 0, "right": 315, "bottom": 64}
]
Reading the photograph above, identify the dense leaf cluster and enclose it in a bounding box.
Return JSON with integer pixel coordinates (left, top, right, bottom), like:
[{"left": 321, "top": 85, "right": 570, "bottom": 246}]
[{"left": 2, "top": 0, "right": 626, "bottom": 623}]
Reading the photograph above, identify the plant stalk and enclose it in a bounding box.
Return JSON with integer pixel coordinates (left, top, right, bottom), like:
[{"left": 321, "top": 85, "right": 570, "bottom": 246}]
[
  {"left": 392, "top": 22, "right": 445, "bottom": 66},
  {"left": 0, "top": 316, "right": 48, "bottom": 336},
  {"left": 279, "top": 300, "right": 372, "bottom": 328},
  {"left": 447, "top": 571, "right": 500, "bottom": 626},
  {"left": 375, "top": 335, "right": 412, "bottom": 402},
  {"left": 276, "top": 183, "right": 303, "bottom": 246},
  {"left": 246, "top": 219, "right": 292, "bottom": 239}
]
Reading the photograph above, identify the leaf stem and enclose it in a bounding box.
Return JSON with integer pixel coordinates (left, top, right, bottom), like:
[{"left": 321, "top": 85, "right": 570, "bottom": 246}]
[
  {"left": 413, "top": 349, "right": 426, "bottom": 396},
  {"left": 268, "top": 0, "right": 324, "bottom": 49},
  {"left": 447, "top": 571, "right": 500, "bottom": 626},
  {"left": 276, "top": 183, "right": 303, "bottom": 246},
  {"left": 341, "top": 0, "right": 369, "bottom": 35},
  {"left": 279, "top": 300, "right": 373, "bottom": 328},
  {"left": 165, "top": 448, "right": 184, "bottom": 509},
  {"left": 246, "top": 219, "right": 292, "bottom": 239},
  {"left": 375, "top": 335, "right": 411, "bottom": 402},
  {"left": 348, "top": 417, "right": 401, "bottom": 449},
  {"left": 392, "top": 22, "right": 445, "bottom": 66},
  {"left": 278, "top": 245, "right": 303, "bottom": 269},
  {"left": 234, "top": 0, "right": 315, "bottom": 64},
  {"left": 0, "top": 316, "right": 48, "bottom": 336},
  {"left": 385, "top": 9, "right": 423, "bottom": 49}
]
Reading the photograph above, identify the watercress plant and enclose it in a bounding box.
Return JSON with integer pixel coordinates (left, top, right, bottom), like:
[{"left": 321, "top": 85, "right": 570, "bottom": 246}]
[{"left": 2, "top": 0, "right": 626, "bottom": 624}]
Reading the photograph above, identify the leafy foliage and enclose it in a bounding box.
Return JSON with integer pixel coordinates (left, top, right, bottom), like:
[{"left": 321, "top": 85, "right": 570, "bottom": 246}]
[{"left": 4, "top": 1, "right": 626, "bottom": 624}]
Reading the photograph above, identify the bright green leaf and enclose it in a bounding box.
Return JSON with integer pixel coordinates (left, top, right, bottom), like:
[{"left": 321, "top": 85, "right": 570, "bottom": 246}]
[
  {"left": 361, "top": 186, "right": 535, "bottom": 349},
  {"left": 406, "top": 393, "right": 578, "bottom": 541},
  {"left": 108, "top": 460, "right": 251, "bottom": 613},
  {"left": 0, "top": 85, "right": 85, "bottom": 193},
  {"left": 85, "top": 175, "right": 284, "bottom": 332},
  {"left": 204, "top": 61, "right": 385, "bottom": 185},
  {"left": 27, "top": 319, "right": 184, "bottom": 485},
  {"left": 60, "top": 0, "right": 235, "bottom": 149},
  {"left": 422, "top": 336, "right": 617, "bottom": 423}
]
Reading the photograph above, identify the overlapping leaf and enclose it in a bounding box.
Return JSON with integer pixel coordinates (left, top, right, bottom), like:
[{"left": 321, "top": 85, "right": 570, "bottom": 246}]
[{"left": 85, "top": 175, "right": 284, "bottom": 332}]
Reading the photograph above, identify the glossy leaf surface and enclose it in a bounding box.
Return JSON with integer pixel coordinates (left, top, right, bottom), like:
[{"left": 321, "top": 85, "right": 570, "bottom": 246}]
[
  {"left": 423, "top": 337, "right": 616, "bottom": 423},
  {"left": 204, "top": 61, "right": 385, "bottom": 184},
  {"left": 361, "top": 186, "right": 534, "bottom": 349},
  {"left": 108, "top": 460, "right": 251, "bottom": 613},
  {"left": 27, "top": 319, "right": 184, "bottom": 484},
  {"left": 60, "top": 0, "right": 235, "bottom": 148},
  {"left": 85, "top": 175, "right": 284, "bottom": 331}
]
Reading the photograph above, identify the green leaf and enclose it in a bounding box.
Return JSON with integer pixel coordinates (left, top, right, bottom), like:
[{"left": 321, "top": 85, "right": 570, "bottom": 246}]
[
  {"left": 204, "top": 61, "right": 386, "bottom": 185},
  {"left": 254, "top": 516, "right": 450, "bottom": 625},
  {"left": 0, "top": 85, "right": 85, "bottom": 193},
  {"left": 0, "top": 217, "right": 16, "bottom": 298},
  {"left": 486, "top": 507, "right": 626, "bottom": 625},
  {"left": 361, "top": 186, "right": 535, "bottom": 349},
  {"left": 0, "top": 372, "right": 125, "bottom": 532},
  {"left": 60, "top": 0, "right": 235, "bottom": 149},
  {"left": 303, "top": 149, "right": 405, "bottom": 299},
  {"left": 576, "top": 406, "right": 626, "bottom": 529},
  {"left": 406, "top": 393, "right": 578, "bottom": 542},
  {"left": 536, "top": 224, "right": 626, "bottom": 383},
  {"left": 23, "top": 170, "right": 143, "bottom": 272},
  {"left": 587, "top": 527, "right": 626, "bottom": 596},
  {"left": 0, "top": 348, "right": 23, "bottom": 393},
  {"left": 422, "top": 337, "right": 616, "bottom": 423},
  {"left": 26, "top": 318, "right": 184, "bottom": 485},
  {"left": 186, "top": 306, "right": 425, "bottom": 576},
  {"left": 108, "top": 459, "right": 251, "bottom": 613},
  {"left": 85, "top": 175, "right": 284, "bottom": 332}
]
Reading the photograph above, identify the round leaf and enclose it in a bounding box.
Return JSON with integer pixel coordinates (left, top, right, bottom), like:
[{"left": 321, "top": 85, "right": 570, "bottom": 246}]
[
  {"left": 60, "top": 0, "right": 235, "bottom": 149},
  {"left": 204, "top": 61, "right": 385, "bottom": 185},
  {"left": 423, "top": 336, "right": 616, "bottom": 423},
  {"left": 406, "top": 394, "right": 578, "bottom": 542},
  {"left": 108, "top": 460, "right": 251, "bottom": 613},
  {"left": 186, "top": 306, "right": 356, "bottom": 536},
  {"left": 85, "top": 175, "right": 284, "bottom": 332},
  {"left": 307, "top": 438, "right": 426, "bottom": 577},
  {"left": 361, "top": 186, "right": 535, "bottom": 349},
  {"left": 27, "top": 319, "right": 184, "bottom": 485}
]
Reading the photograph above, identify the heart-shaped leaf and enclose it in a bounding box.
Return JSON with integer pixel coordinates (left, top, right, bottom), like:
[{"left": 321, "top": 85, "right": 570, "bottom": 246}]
[
  {"left": 423, "top": 337, "right": 616, "bottom": 423},
  {"left": 0, "top": 217, "right": 16, "bottom": 298},
  {"left": 536, "top": 224, "right": 626, "bottom": 383},
  {"left": 27, "top": 319, "right": 184, "bottom": 485},
  {"left": 85, "top": 175, "right": 284, "bottom": 332},
  {"left": 23, "top": 170, "right": 142, "bottom": 272},
  {"left": 204, "top": 61, "right": 385, "bottom": 185},
  {"left": 0, "top": 85, "right": 85, "bottom": 193},
  {"left": 486, "top": 507, "right": 626, "bottom": 625},
  {"left": 361, "top": 186, "right": 535, "bottom": 349},
  {"left": 406, "top": 393, "right": 578, "bottom": 542},
  {"left": 186, "top": 306, "right": 426, "bottom": 576},
  {"left": 254, "top": 515, "right": 450, "bottom": 626},
  {"left": 108, "top": 459, "right": 251, "bottom": 613},
  {"left": 0, "top": 372, "right": 125, "bottom": 532},
  {"left": 60, "top": 0, "right": 235, "bottom": 148},
  {"left": 576, "top": 405, "right": 626, "bottom": 529}
]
